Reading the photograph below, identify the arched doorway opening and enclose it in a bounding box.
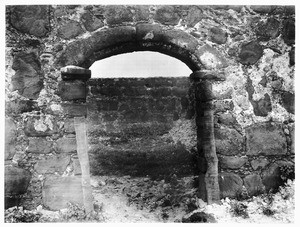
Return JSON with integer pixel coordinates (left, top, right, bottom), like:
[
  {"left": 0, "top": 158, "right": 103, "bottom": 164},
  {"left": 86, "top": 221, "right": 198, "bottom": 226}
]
[{"left": 57, "top": 24, "right": 221, "bottom": 214}]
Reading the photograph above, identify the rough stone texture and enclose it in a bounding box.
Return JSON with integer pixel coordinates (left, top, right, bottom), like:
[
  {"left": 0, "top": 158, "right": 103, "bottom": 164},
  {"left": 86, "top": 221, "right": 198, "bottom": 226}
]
[
  {"left": 244, "top": 174, "right": 265, "bottom": 196},
  {"left": 196, "top": 44, "right": 228, "bottom": 69},
  {"left": 5, "top": 118, "right": 17, "bottom": 160},
  {"left": 250, "top": 158, "right": 269, "bottom": 171},
  {"left": 219, "top": 156, "right": 248, "bottom": 169},
  {"left": 61, "top": 65, "right": 91, "bottom": 81},
  {"left": 246, "top": 122, "right": 287, "bottom": 156},
  {"left": 238, "top": 41, "right": 263, "bottom": 65},
  {"left": 5, "top": 99, "right": 39, "bottom": 115},
  {"left": 63, "top": 118, "right": 75, "bottom": 133},
  {"left": 282, "top": 19, "right": 295, "bottom": 45},
  {"left": 24, "top": 115, "right": 58, "bottom": 137},
  {"left": 218, "top": 172, "right": 243, "bottom": 198},
  {"left": 289, "top": 47, "right": 295, "bottom": 66},
  {"left": 217, "top": 112, "right": 237, "bottom": 126},
  {"left": 261, "top": 161, "right": 293, "bottom": 191},
  {"left": 209, "top": 26, "right": 228, "bottom": 44},
  {"left": 153, "top": 5, "right": 180, "bottom": 25},
  {"left": 80, "top": 11, "right": 104, "bottom": 32},
  {"left": 56, "top": 137, "right": 77, "bottom": 153},
  {"left": 9, "top": 5, "right": 50, "bottom": 37},
  {"left": 11, "top": 52, "right": 43, "bottom": 99},
  {"left": 214, "top": 127, "right": 244, "bottom": 155},
  {"left": 57, "top": 20, "right": 84, "bottom": 40},
  {"left": 34, "top": 155, "right": 70, "bottom": 174},
  {"left": 5, "top": 166, "right": 31, "bottom": 196},
  {"left": 57, "top": 80, "right": 87, "bottom": 101},
  {"left": 27, "top": 138, "right": 52, "bottom": 154},
  {"left": 256, "top": 18, "right": 280, "bottom": 41},
  {"left": 104, "top": 5, "right": 134, "bottom": 25},
  {"left": 61, "top": 103, "right": 87, "bottom": 117},
  {"left": 42, "top": 176, "right": 83, "bottom": 210},
  {"left": 289, "top": 124, "right": 295, "bottom": 154},
  {"left": 281, "top": 91, "right": 295, "bottom": 114},
  {"left": 251, "top": 93, "right": 272, "bottom": 117},
  {"left": 185, "top": 7, "right": 204, "bottom": 27}
]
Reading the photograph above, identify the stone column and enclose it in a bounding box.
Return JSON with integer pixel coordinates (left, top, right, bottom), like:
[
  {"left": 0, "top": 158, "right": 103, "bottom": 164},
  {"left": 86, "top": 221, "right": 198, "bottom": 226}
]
[{"left": 190, "top": 70, "right": 225, "bottom": 204}]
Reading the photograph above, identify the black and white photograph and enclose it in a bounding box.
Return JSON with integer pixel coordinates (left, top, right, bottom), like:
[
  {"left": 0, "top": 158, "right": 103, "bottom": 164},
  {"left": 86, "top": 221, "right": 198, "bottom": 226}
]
[{"left": 2, "top": 0, "right": 297, "bottom": 224}]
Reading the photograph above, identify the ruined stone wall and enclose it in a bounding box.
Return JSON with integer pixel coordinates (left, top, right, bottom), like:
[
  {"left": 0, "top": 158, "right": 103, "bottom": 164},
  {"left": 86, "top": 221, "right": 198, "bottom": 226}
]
[{"left": 5, "top": 5, "right": 295, "bottom": 210}]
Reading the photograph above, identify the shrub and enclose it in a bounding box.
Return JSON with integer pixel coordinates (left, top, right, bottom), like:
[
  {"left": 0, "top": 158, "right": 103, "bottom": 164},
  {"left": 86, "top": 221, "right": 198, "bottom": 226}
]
[
  {"left": 230, "top": 201, "right": 249, "bottom": 219},
  {"left": 5, "top": 206, "right": 42, "bottom": 223},
  {"left": 279, "top": 165, "right": 295, "bottom": 183}
]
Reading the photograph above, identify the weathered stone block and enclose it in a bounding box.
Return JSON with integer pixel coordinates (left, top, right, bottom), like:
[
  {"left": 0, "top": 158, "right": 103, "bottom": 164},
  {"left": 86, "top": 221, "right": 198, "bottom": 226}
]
[
  {"left": 238, "top": 41, "right": 263, "bottom": 65},
  {"left": 153, "top": 5, "right": 180, "bottom": 25},
  {"left": 196, "top": 44, "right": 228, "bottom": 69},
  {"left": 281, "top": 91, "right": 295, "bottom": 114},
  {"left": 63, "top": 118, "right": 75, "bottom": 133},
  {"left": 250, "top": 5, "right": 278, "bottom": 14},
  {"left": 61, "top": 65, "right": 91, "bottom": 81},
  {"left": 104, "top": 5, "right": 134, "bottom": 25},
  {"left": 246, "top": 122, "right": 287, "bottom": 156},
  {"left": 42, "top": 176, "right": 83, "bottom": 210},
  {"left": 256, "top": 18, "right": 280, "bottom": 41},
  {"left": 5, "top": 99, "right": 39, "bottom": 115},
  {"left": 219, "top": 172, "right": 243, "bottom": 198},
  {"left": 9, "top": 5, "right": 50, "bottom": 37},
  {"left": 289, "top": 47, "right": 295, "bottom": 66},
  {"left": 289, "top": 124, "right": 295, "bottom": 154},
  {"left": 261, "top": 161, "right": 293, "bottom": 191},
  {"left": 251, "top": 93, "right": 272, "bottom": 117},
  {"left": 244, "top": 174, "right": 265, "bottom": 196},
  {"left": 215, "top": 127, "right": 244, "bottom": 155},
  {"left": 11, "top": 52, "right": 43, "bottom": 99},
  {"left": 81, "top": 11, "right": 104, "bottom": 32},
  {"left": 27, "top": 137, "right": 52, "bottom": 154},
  {"left": 209, "top": 26, "right": 228, "bottom": 44},
  {"left": 134, "top": 5, "right": 150, "bottom": 22},
  {"left": 217, "top": 112, "right": 237, "bottom": 126},
  {"left": 250, "top": 158, "right": 269, "bottom": 170},
  {"left": 282, "top": 19, "right": 295, "bottom": 45},
  {"left": 34, "top": 154, "right": 70, "bottom": 174},
  {"left": 5, "top": 118, "right": 17, "bottom": 160},
  {"left": 56, "top": 137, "right": 77, "bottom": 153},
  {"left": 62, "top": 103, "right": 87, "bottom": 117},
  {"left": 5, "top": 166, "right": 31, "bottom": 196},
  {"left": 219, "top": 156, "right": 248, "bottom": 169},
  {"left": 57, "top": 80, "right": 87, "bottom": 101},
  {"left": 24, "top": 115, "right": 57, "bottom": 137},
  {"left": 185, "top": 7, "right": 204, "bottom": 27},
  {"left": 57, "top": 20, "right": 83, "bottom": 39}
]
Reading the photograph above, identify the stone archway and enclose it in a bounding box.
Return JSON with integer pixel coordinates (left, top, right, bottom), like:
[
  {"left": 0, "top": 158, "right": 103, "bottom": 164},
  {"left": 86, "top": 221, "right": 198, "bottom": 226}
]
[{"left": 57, "top": 24, "right": 222, "bottom": 204}]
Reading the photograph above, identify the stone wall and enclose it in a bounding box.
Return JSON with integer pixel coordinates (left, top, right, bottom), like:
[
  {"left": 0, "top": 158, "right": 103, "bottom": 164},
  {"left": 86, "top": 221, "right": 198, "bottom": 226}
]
[
  {"left": 87, "top": 77, "right": 197, "bottom": 178},
  {"left": 5, "top": 5, "right": 295, "bottom": 210}
]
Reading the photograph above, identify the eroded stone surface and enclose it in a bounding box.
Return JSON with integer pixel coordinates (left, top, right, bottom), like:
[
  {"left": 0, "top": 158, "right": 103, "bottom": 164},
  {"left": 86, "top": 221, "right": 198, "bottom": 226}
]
[
  {"left": 219, "top": 156, "right": 248, "bottom": 169},
  {"left": 153, "top": 6, "right": 180, "bottom": 25},
  {"left": 104, "top": 5, "right": 134, "bottom": 25},
  {"left": 244, "top": 174, "right": 265, "bottom": 196},
  {"left": 246, "top": 122, "right": 287, "bottom": 156},
  {"left": 256, "top": 18, "right": 280, "bottom": 41},
  {"left": 281, "top": 91, "right": 295, "bottom": 114},
  {"left": 57, "top": 20, "right": 83, "bottom": 39},
  {"left": 24, "top": 115, "right": 58, "bottom": 137},
  {"left": 5, "top": 118, "right": 17, "bottom": 160},
  {"left": 27, "top": 138, "right": 52, "bottom": 154},
  {"left": 11, "top": 52, "right": 43, "bottom": 99},
  {"left": 282, "top": 19, "right": 295, "bottom": 45},
  {"left": 238, "top": 41, "right": 263, "bottom": 65},
  {"left": 34, "top": 154, "right": 70, "bottom": 174},
  {"left": 57, "top": 80, "right": 87, "bottom": 101},
  {"left": 5, "top": 166, "right": 31, "bottom": 196},
  {"left": 9, "top": 5, "right": 50, "bottom": 37},
  {"left": 215, "top": 127, "right": 244, "bottom": 155},
  {"left": 209, "top": 26, "right": 228, "bottom": 44},
  {"left": 219, "top": 172, "right": 243, "bottom": 198},
  {"left": 250, "top": 158, "right": 269, "bottom": 171},
  {"left": 81, "top": 11, "right": 104, "bottom": 32},
  {"left": 42, "top": 176, "right": 83, "bottom": 210},
  {"left": 56, "top": 137, "right": 77, "bottom": 153},
  {"left": 196, "top": 44, "right": 228, "bottom": 69}
]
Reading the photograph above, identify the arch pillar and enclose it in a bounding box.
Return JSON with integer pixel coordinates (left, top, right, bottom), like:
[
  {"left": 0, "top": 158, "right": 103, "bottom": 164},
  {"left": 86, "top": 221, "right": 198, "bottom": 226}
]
[{"left": 190, "top": 70, "right": 225, "bottom": 204}]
